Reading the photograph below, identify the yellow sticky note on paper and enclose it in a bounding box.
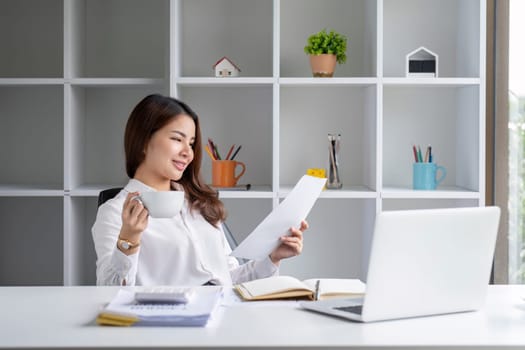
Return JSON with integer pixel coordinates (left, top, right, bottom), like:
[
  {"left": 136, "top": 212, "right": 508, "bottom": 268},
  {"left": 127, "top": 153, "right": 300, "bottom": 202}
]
[
  {"left": 307, "top": 168, "right": 326, "bottom": 178},
  {"left": 306, "top": 168, "right": 327, "bottom": 189}
]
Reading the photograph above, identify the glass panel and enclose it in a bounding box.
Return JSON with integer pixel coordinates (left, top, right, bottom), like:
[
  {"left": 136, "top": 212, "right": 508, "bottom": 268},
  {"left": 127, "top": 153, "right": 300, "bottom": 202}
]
[{"left": 507, "top": 0, "right": 525, "bottom": 283}]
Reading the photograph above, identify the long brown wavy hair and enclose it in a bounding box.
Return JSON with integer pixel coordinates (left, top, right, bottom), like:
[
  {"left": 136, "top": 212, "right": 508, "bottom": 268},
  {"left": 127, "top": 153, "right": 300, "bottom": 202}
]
[{"left": 124, "top": 94, "right": 226, "bottom": 226}]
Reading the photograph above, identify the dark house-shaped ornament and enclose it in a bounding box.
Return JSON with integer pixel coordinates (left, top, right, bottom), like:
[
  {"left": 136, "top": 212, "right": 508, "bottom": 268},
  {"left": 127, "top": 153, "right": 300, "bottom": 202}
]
[{"left": 406, "top": 47, "right": 438, "bottom": 77}]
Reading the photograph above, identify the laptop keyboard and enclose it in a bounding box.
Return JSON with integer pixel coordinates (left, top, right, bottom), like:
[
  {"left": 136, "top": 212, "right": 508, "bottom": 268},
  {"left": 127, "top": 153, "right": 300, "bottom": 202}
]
[{"left": 334, "top": 305, "right": 363, "bottom": 315}]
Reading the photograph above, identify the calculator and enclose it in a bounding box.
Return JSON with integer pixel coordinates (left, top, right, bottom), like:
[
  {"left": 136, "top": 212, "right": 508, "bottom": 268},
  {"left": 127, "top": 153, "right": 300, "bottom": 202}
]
[{"left": 135, "top": 287, "right": 194, "bottom": 304}]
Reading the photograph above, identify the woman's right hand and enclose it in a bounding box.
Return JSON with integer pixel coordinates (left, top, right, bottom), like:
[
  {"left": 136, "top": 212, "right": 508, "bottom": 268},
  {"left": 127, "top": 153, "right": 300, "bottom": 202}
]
[{"left": 119, "top": 191, "right": 149, "bottom": 245}]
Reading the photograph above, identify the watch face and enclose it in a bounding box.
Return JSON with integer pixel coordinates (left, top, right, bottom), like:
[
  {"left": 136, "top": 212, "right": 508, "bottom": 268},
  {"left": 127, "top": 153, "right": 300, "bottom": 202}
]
[{"left": 120, "top": 240, "right": 131, "bottom": 250}]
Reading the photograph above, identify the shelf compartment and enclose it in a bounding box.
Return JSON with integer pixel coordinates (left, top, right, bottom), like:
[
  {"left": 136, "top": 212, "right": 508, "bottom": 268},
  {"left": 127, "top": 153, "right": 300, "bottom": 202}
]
[
  {"left": 279, "top": 185, "right": 377, "bottom": 199},
  {"left": 280, "top": 0, "right": 377, "bottom": 78},
  {"left": 319, "top": 187, "right": 377, "bottom": 199},
  {"left": 280, "top": 198, "right": 376, "bottom": 280},
  {"left": 176, "top": 78, "right": 274, "bottom": 87},
  {"left": 382, "top": 85, "right": 480, "bottom": 192},
  {"left": 178, "top": 0, "right": 273, "bottom": 78},
  {"left": 0, "top": 197, "right": 63, "bottom": 285},
  {"left": 67, "top": 85, "right": 167, "bottom": 190},
  {"left": 0, "top": 186, "right": 64, "bottom": 197},
  {"left": 178, "top": 86, "right": 273, "bottom": 189},
  {"left": 280, "top": 85, "right": 377, "bottom": 191},
  {"left": 69, "top": 185, "right": 124, "bottom": 197},
  {"left": 68, "top": 78, "right": 165, "bottom": 87},
  {"left": 65, "top": 196, "right": 98, "bottom": 285},
  {"left": 0, "top": 0, "right": 63, "bottom": 78},
  {"left": 382, "top": 198, "right": 481, "bottom": 211},
  {"left": 0, "top": 86, "right": 63, "bottom": 189},
  {"left": 218, "top": 185, "right": 273, "bottom": 199},
  {"left": 383, "top": 0, "right": 481, "bottom": 78},
  {"left": 280, "top": 78, "right": 377, "bottom": 87},
  {"left": 382, "top": 78, "right": 481, "bottom": 87},
  {"left": 68, "top": 0, "right": 169, "bottom": 78},
  {"left": 221, "top": 198, "right": 273, "bottom": 246},
  {"left": 0, "top": 79, "right": 64, "bottom": 86},
  {"left": 381, "top": 187, "right": 480, "bottom": 199}
]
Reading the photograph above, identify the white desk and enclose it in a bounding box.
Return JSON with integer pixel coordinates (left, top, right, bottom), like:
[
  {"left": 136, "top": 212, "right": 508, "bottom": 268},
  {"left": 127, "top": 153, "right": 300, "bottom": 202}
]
[{"left": 1, "top": 285, "right": 525, "bottom": 349}]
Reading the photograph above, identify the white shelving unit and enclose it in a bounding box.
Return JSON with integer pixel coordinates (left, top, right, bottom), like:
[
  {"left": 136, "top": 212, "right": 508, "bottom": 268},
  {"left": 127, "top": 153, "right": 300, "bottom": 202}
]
[{"left": 0, "top": 0, "right": 485, "bottom": 285}]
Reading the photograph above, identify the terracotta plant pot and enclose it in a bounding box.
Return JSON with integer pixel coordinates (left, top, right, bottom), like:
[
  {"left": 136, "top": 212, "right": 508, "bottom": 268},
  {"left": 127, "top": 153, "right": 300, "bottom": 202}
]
[{"left": 309, "top": 54, "right": 337, "bottom": 77}]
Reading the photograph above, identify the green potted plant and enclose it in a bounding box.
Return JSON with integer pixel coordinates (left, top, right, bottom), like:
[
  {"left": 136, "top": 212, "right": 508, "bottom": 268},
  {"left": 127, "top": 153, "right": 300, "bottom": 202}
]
[{"left": 304, "top": 29, "right": 347, "bottom": 77}]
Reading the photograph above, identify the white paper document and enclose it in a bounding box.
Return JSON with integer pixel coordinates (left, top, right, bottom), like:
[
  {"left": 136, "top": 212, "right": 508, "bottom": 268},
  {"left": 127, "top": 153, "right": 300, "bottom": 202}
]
[{"left": 231, "top": 175, "right": 326, "bottom": 260}]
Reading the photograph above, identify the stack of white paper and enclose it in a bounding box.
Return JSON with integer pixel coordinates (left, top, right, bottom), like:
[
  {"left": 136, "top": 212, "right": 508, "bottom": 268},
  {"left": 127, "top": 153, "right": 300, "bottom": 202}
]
[{"left": 97, "top": 286, "right": 223, "bottom": 327}]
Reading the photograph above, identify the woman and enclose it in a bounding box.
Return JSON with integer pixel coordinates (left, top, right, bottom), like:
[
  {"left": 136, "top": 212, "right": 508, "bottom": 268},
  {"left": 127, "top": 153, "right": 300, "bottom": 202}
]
[{"left": 92, "top": 94, "right": 308, "bottom": 286}]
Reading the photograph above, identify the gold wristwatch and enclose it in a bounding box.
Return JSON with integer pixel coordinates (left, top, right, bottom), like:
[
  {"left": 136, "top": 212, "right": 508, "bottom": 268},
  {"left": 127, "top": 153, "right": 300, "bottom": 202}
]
[{"left": 117, "top": 236, "right": 140, "bottom": 250}]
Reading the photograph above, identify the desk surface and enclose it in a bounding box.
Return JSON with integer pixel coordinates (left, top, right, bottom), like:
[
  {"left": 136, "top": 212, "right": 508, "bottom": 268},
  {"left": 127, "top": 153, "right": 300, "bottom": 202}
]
[{"left": 1, "top": 285, "right": 525, "bottom": 349}]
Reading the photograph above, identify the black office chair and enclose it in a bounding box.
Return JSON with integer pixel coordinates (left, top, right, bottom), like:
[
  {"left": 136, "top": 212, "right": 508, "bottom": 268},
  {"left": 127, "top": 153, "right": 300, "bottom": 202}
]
[
  {"left": 97, "top": 187, "right": 240, "bottom": 249},
  {"left": 97, "top": 187, "right": 123, "bottom": 208}
]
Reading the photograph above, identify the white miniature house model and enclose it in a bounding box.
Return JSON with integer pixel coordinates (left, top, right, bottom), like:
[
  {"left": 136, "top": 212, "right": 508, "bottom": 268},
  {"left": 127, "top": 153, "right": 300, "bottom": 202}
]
[
  {"left": 406, "top": 47, "right": 438, "bottom": 77},
  {"left": 213, "top": 56, "right": 241, "bottom": 77}
]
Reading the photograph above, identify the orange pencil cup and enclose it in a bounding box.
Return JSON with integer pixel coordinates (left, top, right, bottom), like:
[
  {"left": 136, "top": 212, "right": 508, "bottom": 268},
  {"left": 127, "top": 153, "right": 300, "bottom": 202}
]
[{"left": 212, "top": 160, "right": 246, "bottom": 187}]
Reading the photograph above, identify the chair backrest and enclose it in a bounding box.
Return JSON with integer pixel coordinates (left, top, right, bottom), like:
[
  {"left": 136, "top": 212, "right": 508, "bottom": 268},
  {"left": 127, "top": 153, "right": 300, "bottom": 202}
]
[
  {"left": 96, "top": 187, "right": 239, "bottom": 249},
  {"left": 97, "top": 187, "right": 123, "bottom": 207},
  {"left": 221, "top": 222, "right": 239, "bottom": 249}
]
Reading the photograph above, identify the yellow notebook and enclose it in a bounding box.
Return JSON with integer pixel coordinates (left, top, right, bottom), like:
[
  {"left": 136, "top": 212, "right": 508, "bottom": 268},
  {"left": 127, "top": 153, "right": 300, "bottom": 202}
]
[
  {"left": 97, "top": 312, "right": 139, "bottom": 327},
  {"left": 235, "top": 275, "right": 365, "bottom": 301}
]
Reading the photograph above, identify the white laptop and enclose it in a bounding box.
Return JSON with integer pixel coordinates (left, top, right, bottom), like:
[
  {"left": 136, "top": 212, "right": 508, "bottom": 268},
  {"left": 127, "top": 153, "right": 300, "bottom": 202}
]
[{"left": 300, "top": 206, "right": 500, "bottom": 322}]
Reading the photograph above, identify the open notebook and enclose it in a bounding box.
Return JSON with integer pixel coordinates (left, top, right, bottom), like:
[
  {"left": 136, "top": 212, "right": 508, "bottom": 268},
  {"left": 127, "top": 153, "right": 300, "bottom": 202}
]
[{"left": 235, "top": 275, "right": 365, "bottom": 301}]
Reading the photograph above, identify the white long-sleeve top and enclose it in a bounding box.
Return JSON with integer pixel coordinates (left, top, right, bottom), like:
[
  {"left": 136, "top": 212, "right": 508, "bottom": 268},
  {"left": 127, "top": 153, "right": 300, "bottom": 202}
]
[{"left": 92, "top": 179, "right": 278, "bottom": 286}]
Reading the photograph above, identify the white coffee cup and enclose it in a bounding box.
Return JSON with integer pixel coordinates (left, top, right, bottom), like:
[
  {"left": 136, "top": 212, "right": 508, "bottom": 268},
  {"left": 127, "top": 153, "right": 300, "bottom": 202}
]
[{"left": 136, "top": 191, "right": 184, "bottom": 218}]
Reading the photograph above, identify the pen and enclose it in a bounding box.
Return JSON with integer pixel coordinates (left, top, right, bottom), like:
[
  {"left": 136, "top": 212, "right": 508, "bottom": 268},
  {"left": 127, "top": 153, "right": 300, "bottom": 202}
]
[
  {"left": 225, "top": 144, "right": 235, "bottom": 160},
  {"left": 314, "top": 279, "right": 321, "bottom": 301},
  {"left": 230, "top": 145, "right": 242, "bottom": 160},
  {"left": 412, "top": 145, "right": 418, "bottom": 163},
  {"left": 424, "top": 146, "right": 430, "bottom": 163}
]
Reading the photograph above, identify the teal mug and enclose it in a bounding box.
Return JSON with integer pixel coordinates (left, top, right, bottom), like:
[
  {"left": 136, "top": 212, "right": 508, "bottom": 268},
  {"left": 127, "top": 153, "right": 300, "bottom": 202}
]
[{"left": 413, "top": 163, "right": 446, "bottom": 190}]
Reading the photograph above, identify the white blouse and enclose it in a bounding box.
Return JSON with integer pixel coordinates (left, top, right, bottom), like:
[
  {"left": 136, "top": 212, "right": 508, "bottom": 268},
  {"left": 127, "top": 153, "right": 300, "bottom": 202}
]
[{"left": 92, "top": 179, "right": 278, "bottom": 286}]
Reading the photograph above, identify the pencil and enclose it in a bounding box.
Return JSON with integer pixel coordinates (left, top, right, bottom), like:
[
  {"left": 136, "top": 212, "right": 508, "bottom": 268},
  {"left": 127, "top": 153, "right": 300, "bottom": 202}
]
[
  {"left": 204, "top": 145, "right": 216, "bottom": 161},
  {"left": 207, "top": 138, "right": 215, "bottom": 157},
  {"left": 213, "top": 144, "right": 222, "bottom": 160},
  {"left": 230, "top": 145, "right": 242, "bottom": 160},
  {"left": 208, "top": 138, "right": 222, "bottom": 160}
]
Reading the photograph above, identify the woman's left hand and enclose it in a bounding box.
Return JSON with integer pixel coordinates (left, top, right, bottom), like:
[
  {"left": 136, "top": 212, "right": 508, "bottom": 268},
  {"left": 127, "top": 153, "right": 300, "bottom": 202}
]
[{"left": 269, "top": 220, "right": 309, "bottom": 265}]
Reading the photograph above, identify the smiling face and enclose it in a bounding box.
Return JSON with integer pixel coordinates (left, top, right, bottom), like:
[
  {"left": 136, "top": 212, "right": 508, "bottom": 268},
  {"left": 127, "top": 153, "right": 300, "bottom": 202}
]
[{"left": 134, "top": 114, "right": 196, "bottom": 191}]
